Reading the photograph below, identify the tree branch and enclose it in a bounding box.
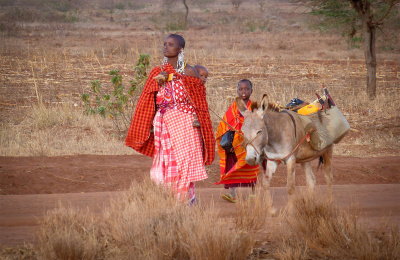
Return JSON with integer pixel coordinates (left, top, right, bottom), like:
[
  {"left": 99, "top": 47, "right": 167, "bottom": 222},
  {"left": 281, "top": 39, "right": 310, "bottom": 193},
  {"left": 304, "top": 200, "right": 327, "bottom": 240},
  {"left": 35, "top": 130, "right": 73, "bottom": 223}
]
[
  {"left": 348, "top": 0, "right": 364, "bottom": 16},
  {"left": 376, "top": 0, "right": 398, "bottom": 24},
  {"left": 183, "top": 0, "right": 189, "bottom": 27}
]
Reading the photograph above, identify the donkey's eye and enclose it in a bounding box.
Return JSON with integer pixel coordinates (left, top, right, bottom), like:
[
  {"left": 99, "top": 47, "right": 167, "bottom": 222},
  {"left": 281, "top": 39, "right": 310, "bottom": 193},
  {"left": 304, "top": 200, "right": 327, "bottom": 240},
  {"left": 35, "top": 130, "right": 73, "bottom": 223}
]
[{"left": 256, "top": 130, "right": 262, "bottom": 135}]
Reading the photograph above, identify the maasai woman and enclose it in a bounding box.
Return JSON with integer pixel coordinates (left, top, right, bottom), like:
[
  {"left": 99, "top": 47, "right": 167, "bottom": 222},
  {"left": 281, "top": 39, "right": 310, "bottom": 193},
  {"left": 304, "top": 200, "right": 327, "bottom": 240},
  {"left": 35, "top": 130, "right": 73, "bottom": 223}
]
[
  {"left": 125, "top": 34, "right": 215, "bottom": 204},
  {"left": 215, "top": 79, "right": 259, "bottom": 203}
]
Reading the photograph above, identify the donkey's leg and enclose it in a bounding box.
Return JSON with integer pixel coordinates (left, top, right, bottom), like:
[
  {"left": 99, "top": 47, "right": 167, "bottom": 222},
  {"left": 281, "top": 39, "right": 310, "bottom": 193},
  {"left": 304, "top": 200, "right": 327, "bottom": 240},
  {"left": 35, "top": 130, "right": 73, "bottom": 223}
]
[
  {"left": 286, "top": 157, "right": 296, "bottom": 196},
  {"left": 301, "top": 161, "right": 316, "bottom": 192},
  {"left": 262, "top": 161, "right": 277, "bottom": 191},
  {"left": 322, "top": 145, "right": 334, "bottom": 199},
  {"left": 285, "top": 157, "right": 298, "bottom": 214},
  {"left": 261, "top": 160, "right": 278, "bottom": 216}
]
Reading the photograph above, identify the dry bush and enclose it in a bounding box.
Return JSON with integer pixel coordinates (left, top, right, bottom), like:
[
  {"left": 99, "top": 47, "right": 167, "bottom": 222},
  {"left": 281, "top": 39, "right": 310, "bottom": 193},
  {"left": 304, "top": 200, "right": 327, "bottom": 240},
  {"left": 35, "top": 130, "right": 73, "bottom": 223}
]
[
  {"left": 274, "top": 191, "right": 400, "bottom": 259},
  {"left": 37, "top": 204, "right": 105, "bottom": 260},
  {"left": 102, "top": 178, "right": 255, "bottom": 259},
  {"left": 235, "top": 187, "right": 272, "bottom": 233},
  {"left": 36, "top": 178, "right": 262, "bottom": 259}
]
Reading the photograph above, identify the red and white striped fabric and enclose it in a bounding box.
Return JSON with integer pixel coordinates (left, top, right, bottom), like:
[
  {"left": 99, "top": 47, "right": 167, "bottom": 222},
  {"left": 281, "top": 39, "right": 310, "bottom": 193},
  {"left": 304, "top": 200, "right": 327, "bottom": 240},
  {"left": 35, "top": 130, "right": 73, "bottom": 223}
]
[
  {"left": 150, "top": 110, "right": 178, "bottom": 185},
  {"left": 164, "top": 109, "right": 206, "bottom": 183},
  {"left": 150, "top": 79, "right": 207, "bottom": 202}
]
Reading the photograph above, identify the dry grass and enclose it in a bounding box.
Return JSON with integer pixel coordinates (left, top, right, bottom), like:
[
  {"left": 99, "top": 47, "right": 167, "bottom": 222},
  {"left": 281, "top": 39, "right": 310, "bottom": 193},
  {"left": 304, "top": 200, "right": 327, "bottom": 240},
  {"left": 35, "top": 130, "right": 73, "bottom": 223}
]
[
  {"left": 38, "top": 205, "right": 104, "bottom": 260},
  {"left": 0, "top": 245, "right": 37, "bottom": 260},
  {"left": 35, "top": 177, "right": 269, "bottom": 259},
  {"left": 31, "top": 182, "right": 400, "bottom": 260},
  {"left": 1, "top": 21, "right": 398, "bottom": 157},
  {"left": 235, "top": 186, "right": 273, "bottom": 233},
  {"left": 274, "top": 191, "right": 400, "bottom": 259},
  {"left": 0, "top": 103, "right": 133, "bottom": 156},
  {"left": 1, "top": 40, "right": 399, "bottom": 156}
]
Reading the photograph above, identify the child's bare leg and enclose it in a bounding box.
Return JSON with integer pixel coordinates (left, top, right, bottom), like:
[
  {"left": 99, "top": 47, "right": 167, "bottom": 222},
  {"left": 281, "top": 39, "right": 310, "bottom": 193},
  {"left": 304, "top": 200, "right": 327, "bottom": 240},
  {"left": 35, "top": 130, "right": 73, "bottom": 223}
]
[{"left": 230, "top": 187, "right": 236, "bottom": 199}]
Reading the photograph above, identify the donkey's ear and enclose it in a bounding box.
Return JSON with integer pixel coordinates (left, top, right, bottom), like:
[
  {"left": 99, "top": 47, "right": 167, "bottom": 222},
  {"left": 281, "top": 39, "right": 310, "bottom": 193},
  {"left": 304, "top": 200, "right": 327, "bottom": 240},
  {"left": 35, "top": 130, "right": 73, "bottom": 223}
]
[
  {"left": 260, "top": 94, "right": 269, "bottom": 113},
  {"left": 255, "top": 94, "right": 269, "bottom": 117},
  {"left": 249, "top": 101, "right": 258, "bottom": 112},
  {"left": 236, "top": 97, "right": 248, "bottom": 115}
]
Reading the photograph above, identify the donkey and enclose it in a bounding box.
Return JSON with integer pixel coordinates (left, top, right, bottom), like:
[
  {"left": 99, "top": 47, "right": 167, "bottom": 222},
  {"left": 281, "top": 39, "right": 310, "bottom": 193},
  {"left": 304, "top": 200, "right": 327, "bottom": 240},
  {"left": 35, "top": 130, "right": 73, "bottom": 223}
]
[{"left": 236, "top": 95, "right": 333, "bottom": 214}]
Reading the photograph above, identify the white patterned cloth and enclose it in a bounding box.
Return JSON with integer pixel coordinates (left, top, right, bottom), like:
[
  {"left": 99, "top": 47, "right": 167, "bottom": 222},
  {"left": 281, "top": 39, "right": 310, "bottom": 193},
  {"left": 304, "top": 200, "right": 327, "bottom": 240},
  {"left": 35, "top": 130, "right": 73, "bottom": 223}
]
[{"left": 150, "top": 79, "right": 207, "bottom": 202}]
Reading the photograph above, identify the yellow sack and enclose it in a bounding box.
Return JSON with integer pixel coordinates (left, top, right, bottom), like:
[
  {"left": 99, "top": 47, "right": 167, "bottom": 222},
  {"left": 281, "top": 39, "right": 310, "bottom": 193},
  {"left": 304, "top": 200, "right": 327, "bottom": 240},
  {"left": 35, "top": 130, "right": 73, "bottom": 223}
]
[{"left": 297, "top": 104, "right": 320, "bottom": 115}]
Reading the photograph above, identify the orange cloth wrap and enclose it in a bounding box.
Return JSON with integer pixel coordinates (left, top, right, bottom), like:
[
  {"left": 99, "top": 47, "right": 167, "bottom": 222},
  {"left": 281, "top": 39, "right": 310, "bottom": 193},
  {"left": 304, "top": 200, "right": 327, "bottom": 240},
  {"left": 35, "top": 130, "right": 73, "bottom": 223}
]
[{"left": 215, "top": 100, "right": 259, "bottom": 185}]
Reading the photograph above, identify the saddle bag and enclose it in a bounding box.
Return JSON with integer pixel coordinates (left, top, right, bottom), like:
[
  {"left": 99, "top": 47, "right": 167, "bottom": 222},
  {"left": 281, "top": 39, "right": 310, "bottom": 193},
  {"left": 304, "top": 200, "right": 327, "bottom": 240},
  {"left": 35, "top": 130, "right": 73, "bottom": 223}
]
[
  {"left": 297, "top": 106, "right": 350, "bottom": 151},
  {"left": 220, "top": 130, "right": 235, "bottom": 152}
]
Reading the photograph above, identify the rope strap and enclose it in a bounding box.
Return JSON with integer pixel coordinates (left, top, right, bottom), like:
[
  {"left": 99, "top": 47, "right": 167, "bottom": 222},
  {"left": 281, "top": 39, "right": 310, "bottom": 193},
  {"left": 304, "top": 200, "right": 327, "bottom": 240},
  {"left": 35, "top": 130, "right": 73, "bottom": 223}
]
[
  {"left": 208, "top": 107, "right": 261, "bottom": 154},
  {"left": 264, "top": 128, "right": 315, "bottom": 165}
]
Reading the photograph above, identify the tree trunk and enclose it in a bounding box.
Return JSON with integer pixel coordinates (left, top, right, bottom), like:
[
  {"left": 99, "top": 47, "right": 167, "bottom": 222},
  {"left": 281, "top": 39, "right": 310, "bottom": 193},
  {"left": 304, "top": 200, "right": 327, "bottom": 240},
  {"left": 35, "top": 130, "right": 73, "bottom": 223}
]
[
  {"left": 183, "top": 0, "right": 189, "bottom": 28},
  {"left": 361, "top": 2, "right": 377, "bottom": 100},
  {"left": 350, "top": 0, "right": 377, "bottom": 100}
]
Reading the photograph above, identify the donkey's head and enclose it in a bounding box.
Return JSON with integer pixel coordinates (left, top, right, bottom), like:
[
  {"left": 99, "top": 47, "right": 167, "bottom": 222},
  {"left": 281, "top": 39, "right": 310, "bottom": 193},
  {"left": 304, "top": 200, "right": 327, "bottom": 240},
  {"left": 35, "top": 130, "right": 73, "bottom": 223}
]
[{"left": 237, "top": 94, "right": 271, "bottom": 166}]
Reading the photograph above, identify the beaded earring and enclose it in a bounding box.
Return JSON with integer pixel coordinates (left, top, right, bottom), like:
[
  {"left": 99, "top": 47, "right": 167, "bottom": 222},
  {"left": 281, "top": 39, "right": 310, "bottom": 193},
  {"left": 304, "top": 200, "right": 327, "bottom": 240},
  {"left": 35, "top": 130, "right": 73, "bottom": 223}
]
[
  {"left": 162, "top": 56, "right": 168, "bottom": 70},
  {"left": 176, "top": 49, "right": 185, "bottom": 74}
]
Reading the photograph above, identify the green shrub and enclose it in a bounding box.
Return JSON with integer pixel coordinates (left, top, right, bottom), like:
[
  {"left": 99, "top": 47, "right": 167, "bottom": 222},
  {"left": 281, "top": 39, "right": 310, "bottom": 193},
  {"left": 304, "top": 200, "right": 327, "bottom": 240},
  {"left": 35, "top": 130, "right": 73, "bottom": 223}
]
[{"left": 82, "top": 54, "right": 150, "bottom": 136}]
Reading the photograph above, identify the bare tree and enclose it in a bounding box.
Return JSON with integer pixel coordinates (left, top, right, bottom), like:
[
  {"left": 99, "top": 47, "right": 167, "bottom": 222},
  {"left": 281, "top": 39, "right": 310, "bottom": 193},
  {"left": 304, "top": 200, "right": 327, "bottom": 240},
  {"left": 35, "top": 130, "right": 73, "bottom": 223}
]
[
  {"left": 294, "top": 0, "right": 400, "bottom": 100},
  {"left": 258, "top": 0, "right": 266, "bottom": 12},
  {"left": 231, "top": 0, "right": 244, "bottom": 12},
  {"left": 182, "top": 0, "right": 189, "bottom": 27},
  {"left": 348, "top": 0, "right": 398, "bottom": 100},
  {"left": 164, "top": 0, "right": 190, "bottom": 28}
]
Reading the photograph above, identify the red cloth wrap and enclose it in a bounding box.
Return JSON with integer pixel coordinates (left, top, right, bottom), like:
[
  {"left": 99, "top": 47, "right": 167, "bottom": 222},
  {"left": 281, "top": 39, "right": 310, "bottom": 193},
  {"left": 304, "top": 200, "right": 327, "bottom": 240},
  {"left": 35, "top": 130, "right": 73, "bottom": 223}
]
[{"left": 125, "top": 63, "right": 215, "bottom": 165}]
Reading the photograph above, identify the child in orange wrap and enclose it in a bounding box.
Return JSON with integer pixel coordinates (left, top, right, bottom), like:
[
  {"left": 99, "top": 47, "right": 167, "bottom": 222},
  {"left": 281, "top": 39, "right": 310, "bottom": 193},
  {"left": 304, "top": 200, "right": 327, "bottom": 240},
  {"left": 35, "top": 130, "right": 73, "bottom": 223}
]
[{"left": 215, "top": 79, "right": 259, "bottom": 203}]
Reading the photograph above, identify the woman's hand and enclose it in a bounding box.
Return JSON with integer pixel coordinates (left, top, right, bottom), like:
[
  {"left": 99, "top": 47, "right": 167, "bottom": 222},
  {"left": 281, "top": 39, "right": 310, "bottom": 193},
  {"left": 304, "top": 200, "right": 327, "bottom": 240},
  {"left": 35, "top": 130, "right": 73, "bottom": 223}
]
[{"left": 154, "top": 71, "right": 169, "bottom": 85}]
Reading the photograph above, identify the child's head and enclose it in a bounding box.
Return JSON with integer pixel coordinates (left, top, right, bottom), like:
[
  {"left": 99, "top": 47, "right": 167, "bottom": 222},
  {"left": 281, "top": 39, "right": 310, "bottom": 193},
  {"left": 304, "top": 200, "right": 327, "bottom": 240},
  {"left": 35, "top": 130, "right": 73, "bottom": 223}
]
[
  {"left": 237, "top": 79, "right": 252, "bottom": 104},
  {"left": 194, "top": 65, "right": 209, "bottom": 85}
]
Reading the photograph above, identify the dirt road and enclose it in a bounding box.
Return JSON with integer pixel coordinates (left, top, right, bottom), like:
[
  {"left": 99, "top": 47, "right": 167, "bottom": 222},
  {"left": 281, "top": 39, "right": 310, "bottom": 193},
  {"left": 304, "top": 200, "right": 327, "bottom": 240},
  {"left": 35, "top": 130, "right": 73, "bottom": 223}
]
[{"left": 0, "top": 155, "right": 399, "bottom": 246}]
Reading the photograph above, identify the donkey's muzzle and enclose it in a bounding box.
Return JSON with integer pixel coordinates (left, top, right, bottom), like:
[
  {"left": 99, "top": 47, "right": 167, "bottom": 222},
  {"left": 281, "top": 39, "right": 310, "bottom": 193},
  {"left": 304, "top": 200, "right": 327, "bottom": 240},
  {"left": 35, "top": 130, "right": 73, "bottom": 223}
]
[{"left": 245, "top": 145, "right": 259, "bottom": 166}]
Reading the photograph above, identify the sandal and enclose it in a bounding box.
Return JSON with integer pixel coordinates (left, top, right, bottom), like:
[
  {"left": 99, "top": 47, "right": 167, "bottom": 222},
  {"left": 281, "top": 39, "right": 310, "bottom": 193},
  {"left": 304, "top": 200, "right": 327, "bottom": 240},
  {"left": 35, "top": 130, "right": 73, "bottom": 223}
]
[{"left": 222, "top": 193, "right": 236, "bottom": 203}]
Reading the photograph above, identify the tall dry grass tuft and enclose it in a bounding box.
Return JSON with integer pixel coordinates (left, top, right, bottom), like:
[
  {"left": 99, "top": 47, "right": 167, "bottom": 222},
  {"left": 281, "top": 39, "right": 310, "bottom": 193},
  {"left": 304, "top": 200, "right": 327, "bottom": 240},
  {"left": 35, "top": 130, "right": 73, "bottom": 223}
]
[
  {"left": 38, "top": 204, "right": 105, "bottom": 260},
  {"left": 36, "top": 178, "right": 259, "bottom": 259},
  {"left": 102, "top": 178, "right": 255, "bottom": 259},
  {"left": 373, "top": 221, "right": 400, "bottom": 260},
  {"left": 274, "top": 191, "right": 400, "bottom": 259},
  {"left": 235, "top": 187, "right": 272, "bottom": 233}
]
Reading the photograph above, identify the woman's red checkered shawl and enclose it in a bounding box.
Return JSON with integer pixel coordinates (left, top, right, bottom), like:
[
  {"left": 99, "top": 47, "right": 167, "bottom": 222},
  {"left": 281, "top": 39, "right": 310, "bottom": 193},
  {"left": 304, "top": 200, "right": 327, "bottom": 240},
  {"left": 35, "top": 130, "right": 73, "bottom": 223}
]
[{"left": 125, "top": 63, "right": 216, "bottom": 165}]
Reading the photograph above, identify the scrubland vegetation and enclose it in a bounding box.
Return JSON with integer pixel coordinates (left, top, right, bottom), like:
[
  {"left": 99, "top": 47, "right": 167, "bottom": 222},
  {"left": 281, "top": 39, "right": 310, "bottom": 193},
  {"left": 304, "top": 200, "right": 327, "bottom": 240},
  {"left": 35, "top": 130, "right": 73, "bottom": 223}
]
[
  {"left": 1, "top": 178, "right": 398, "bottom": 259},
  {"left": 0, "top": 0, "right": 399, "bottom": 259}
]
